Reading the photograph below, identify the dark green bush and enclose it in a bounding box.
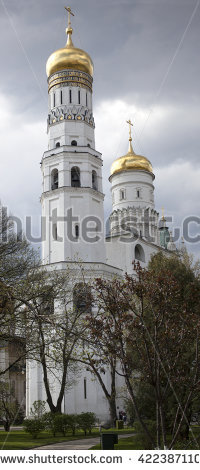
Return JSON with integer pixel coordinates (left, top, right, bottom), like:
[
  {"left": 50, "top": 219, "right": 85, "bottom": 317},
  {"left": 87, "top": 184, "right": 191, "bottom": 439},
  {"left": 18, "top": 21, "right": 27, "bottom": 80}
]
[
  {"left": 77, "top": 412, "right": 96, "bottom": 436},
  {"left": 63, "top": 414, "right": 77, "bottom": 435},
  {"left": 134, "top": 420, "right": 157, "bottom": 449},
  {"left": 42, "top": 412, "right": 60, "bottom": 436},
  {"left": 23, "top": 418, "right": 45, "bottom": 438}
]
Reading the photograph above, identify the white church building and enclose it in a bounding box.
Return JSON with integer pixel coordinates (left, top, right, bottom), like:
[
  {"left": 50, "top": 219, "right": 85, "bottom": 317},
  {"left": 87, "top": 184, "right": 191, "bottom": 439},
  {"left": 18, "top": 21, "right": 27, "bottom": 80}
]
[{"left": 24, "top": 9, "right": 176, "bottom": 420}]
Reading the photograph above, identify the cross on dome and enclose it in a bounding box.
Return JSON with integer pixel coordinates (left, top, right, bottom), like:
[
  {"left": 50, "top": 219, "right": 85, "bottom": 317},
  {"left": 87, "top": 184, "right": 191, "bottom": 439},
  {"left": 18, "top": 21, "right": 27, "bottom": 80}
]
[
  {"left": 126, "top": 119, "right": 134, "bottom": 153},
  {"left": 64, "top": 6, "right": 75, "bottom": 29},
  {"left": 126, "top": 119, "right": 133, "bottom": 142},
  {"left": 64, "top": 6, "right": 75, "bottom": 45}
]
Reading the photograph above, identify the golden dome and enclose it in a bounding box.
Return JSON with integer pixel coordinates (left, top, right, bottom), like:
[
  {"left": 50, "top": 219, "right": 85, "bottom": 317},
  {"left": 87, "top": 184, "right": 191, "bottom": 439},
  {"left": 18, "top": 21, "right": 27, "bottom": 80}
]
[
  {"left": 110, "top": 135, "right": 153, "bottom": 177},
  {"left": 46, "top": 17, "right": 93, "bottom": 78}
]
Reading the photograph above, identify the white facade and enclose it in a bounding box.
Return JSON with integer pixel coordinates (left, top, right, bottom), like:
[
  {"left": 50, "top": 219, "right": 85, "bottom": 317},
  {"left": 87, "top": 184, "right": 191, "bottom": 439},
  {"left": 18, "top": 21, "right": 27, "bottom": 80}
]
[{"left": 26, "top": 15, "right": 174, "bottom": 422}]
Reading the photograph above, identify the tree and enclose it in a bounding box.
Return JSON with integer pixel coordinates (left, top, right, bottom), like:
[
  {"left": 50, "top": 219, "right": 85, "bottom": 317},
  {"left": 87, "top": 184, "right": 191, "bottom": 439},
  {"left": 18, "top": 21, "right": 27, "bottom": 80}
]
[
  {"left": 0, "top": 209, "right": 41, "bottom": 377},
  {"left": 89, "top": 254, "right": 200, "bottom": 449},
  {"left": 0, "top": 381, "right": 20, "bottom": 431},
  {"left": 14, "top": 267, "right": 91, "bottom": 414}
]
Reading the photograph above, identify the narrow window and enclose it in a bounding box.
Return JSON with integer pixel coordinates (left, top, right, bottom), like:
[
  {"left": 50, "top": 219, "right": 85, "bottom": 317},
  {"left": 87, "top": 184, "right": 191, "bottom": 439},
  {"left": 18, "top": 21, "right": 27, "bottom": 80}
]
[
  {"left": 75, "top": 224, "right": 79, "bottom": 238},
  {"left": 71, "top": 167, "right": 80, "bottom": 187},
  {"left": 92, "top": 170, "right": 98, "bottom": 191},
  {"left": 51, "top": 169, "right": 58, "bottom": 190},
  {"left": 86, "top": 92, "right": 88, "bottom": 106},
  {"left": 71, "top": 140, "right": 77, "bottom": 146},
  {"left": 78, "top": 89, "right": 80, "bottom": 104},
  {"left": 53, "top": 223, "right": 57, "bottom": 240},
  {"left": 53, "top": 93, "right": 55, "bottom": 107},
  {"left": 69, "top": 89, "right": 72, "bottom": 103},
  {"left": 84, "top": 378, "right": 87, "bottom": 399},
  {"left": 137, "top": 190, "right": 140, "bottom": 198},
  {"left": 73, "top": 283, "right": 92, "bottom": 313},
  {"left": 56, "top": 142, "right": 60, "bottom": 148},
  {"left": 60, "top": 90, "right": 63, "bottom": 104},
  {"left": 120, "top": 190, "right": 125, "bottom": 200}
]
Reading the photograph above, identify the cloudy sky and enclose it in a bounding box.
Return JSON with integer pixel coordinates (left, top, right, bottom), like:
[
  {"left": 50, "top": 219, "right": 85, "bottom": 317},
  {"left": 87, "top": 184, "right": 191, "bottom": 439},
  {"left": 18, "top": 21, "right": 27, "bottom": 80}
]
[{"left": 0, "top": 0, "right": 200, "bottom": 256}]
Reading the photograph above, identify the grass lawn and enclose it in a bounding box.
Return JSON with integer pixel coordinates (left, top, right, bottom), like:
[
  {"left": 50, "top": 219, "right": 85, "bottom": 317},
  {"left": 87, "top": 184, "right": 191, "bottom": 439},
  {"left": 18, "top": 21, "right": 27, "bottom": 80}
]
[
  {"left": 91, "top": 435, "right": 141, "bottom": 450},
  {"left": 0, "top": 427, "right": 135, "bottom": 451},
  {"left": 91, "top": 426, "right": 200, "bottom": 450}
]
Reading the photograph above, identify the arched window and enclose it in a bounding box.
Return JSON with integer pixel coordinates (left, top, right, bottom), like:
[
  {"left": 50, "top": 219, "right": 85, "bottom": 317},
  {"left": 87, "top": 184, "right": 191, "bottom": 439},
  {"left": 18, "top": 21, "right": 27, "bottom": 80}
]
[
  {"left": 87, "top": 143, "right": 91, "bottom": 148},
  {"left": 60, "top": 90, "right": 63, "bottom": 105},
  {"left": 86, "top": 92, "right": 88, "bottom": 107},
  {"left": 71, "top": 140, "right": 77, "bottom": 146},
  {"left": 71, "top": 167, "right": 80, "bottom": 187},
  {"left": 73, "top": 283, "right": 92, "bottom": 313},
  {"left": 78, "top": 89, "right": 80, "bottom": 104},
  {"left": 69, "top": 89, "right": 72, "bottom": 103},
  {"left": 51, "top": 169, "right": 58, "bottom": 190},
  {"left": 135, "top": 244, "right": 145, "bottom": 262},
  {"left": 56, "top": 142, "right": 60, "bottom": 148},
  {"left": 92, "top": 170, "right": 98, "bottom": 191}
]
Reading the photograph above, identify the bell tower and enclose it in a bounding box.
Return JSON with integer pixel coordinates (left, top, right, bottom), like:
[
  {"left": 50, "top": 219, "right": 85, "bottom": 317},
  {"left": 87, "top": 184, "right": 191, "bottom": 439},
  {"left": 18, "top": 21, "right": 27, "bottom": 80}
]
[
  {"left": 41, "top": 8, "right": 106, "bottom": 264},
  {"left": 109, "top": 121, "right": 159, "bottom": 244}
]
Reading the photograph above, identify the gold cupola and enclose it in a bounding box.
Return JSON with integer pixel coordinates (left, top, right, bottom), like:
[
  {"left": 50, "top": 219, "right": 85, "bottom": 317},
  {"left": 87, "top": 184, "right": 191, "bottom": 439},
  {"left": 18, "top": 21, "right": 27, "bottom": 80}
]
[
  {"left": 46, "top": 7, "right": 93, "bottom": 80},
  {"left": 110, "top": 120, "right": 153, "bottom": 177}
]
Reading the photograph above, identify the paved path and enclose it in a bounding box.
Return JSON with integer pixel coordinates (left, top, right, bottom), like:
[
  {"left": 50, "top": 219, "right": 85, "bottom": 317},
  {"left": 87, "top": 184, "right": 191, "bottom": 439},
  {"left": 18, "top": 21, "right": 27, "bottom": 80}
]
[{"left": 34, "top": 434, "right": 134, "bottom": 450}]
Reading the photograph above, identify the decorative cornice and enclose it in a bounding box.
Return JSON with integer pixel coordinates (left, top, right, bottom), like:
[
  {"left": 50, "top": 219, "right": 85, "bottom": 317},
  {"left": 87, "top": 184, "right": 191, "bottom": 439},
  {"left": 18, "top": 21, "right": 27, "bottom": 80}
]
[
  {"left": 41, "top": 186, "right": 104, "bottom": 201},
  {"left": 48, "top": 69, "right": 93, "bottom": 93},
  {"left": 48, "top": 105, "right": 94, "bottom": 128}
]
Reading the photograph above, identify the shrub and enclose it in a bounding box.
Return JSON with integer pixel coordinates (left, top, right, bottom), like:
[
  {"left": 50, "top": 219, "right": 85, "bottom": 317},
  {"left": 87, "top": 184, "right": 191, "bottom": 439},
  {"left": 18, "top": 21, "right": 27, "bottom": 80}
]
[
  {"left": 23, "top": 418, "right": 45, "bottom": 438},
  {"left": 42, "top": 412, "right": 59, "bottom": 437},
  {"left": 62, "top": 414, "right": 77, "bottom": 435},
  {"left": 77, "top": 412, "right": 96, "bottom": 436}
]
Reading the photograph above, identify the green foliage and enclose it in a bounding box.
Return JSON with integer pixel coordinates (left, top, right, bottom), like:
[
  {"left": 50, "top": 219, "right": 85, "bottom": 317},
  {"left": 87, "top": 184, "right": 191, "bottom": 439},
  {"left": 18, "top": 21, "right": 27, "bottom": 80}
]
[
  {"left": 42, "top": 413, "right": 78, "bottom": 437},
  {"left": 125, "top": 382, "right": 156, "bottom": 422},
  {"left": 42, "top": 412, "right": 59, "bottom": 437},
  {"left": 62, "top": 414, "right": 77, "bottom": 435},
  {"left": 30, "top": 400, "right": 46, "bottom": 419},
  {"left": 23, "top": 419, "right": 45, "bottom": 438},
  {"left": 0, "top": 381, "right": 19, "bottom": 431},
  {"left": 134, "top": 420, "right": 157, "bottom": 449},
  {"left": 77, "top": 412, "right": 96, "bottom": 436}
]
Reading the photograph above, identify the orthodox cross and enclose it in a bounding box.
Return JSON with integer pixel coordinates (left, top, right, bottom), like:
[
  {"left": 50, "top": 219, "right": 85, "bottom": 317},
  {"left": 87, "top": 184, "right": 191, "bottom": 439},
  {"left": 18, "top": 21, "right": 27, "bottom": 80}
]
[
  {"left": 64, "top": 6, "right": 75, "bottom": 29},
  {"left": 126, "top": 119, "right": 133, "bottom": 140}
]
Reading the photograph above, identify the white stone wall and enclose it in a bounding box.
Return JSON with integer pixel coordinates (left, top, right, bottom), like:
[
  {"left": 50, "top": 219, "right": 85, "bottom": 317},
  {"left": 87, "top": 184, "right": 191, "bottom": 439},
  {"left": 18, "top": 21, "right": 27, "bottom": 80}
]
[
  {"left": 110, "top": 169, "right": 155, "bottom": 211},
  {"left": 41, "top": 149, "right": 105, "bottom": 264}
]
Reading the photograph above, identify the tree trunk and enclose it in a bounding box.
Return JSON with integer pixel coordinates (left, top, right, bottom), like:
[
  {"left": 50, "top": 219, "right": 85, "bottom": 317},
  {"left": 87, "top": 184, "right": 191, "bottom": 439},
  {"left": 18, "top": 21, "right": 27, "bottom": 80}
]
[
  {"left": 109, "top": 395, "right": 117, "bottom": 427},
  {"left": 125, "top": 374, "right": 156, "bottom": 448},
  {"left": 156, "top": 401, "right": 161, "bottom": 448},
  {"left": 4, "top": 421, "right": 10, "bottom": 432}
]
